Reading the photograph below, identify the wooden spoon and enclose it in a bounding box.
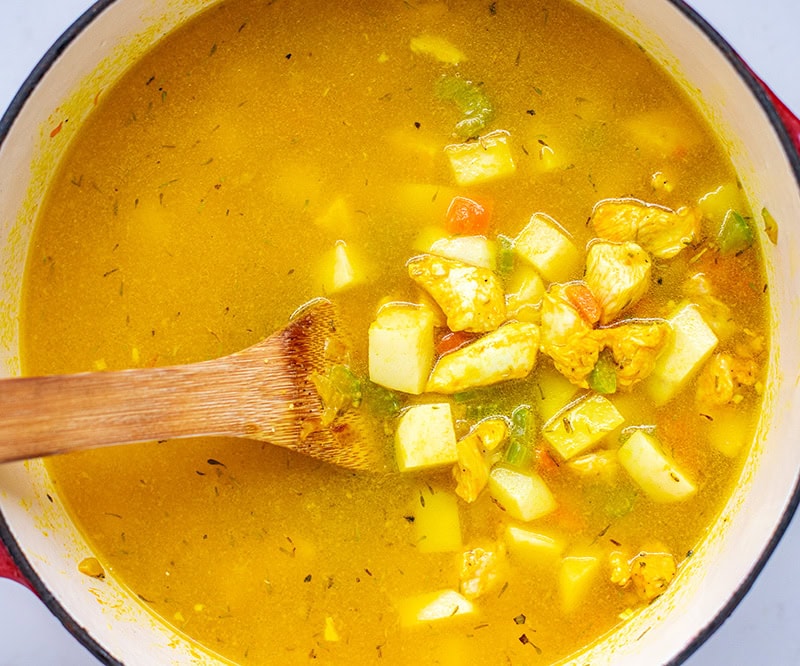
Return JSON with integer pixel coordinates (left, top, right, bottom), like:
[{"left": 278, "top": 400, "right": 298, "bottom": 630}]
[{"left": 0, "top": 299, "right": 383, "bottom": 471}]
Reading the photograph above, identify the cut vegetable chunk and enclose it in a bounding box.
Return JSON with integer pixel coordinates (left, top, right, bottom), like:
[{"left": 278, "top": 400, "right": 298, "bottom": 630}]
[
  {"left": 408, "top": 254, "right": 506, "bottom": 332},
  {"left": 410, "top": 35, "right": 466, "bottom": 65},
  {"left": 429, "top": 235, "right": 496, "bottom": 269},
  {"left": 559, "top": 555, "right": 601, "bottom": 613},
  {"left": 445, "top": 130, "right": 516, "bottom": 186},
  {"left": 397, "top": 590, "right": 475, "bottom": 627},
  {"left": 395, "top": 403, "right": 458, "bottom": 472},
  {"left": 427, "top": 321, "right": 540, "bottom": 394},
  {"left": 318, "top": 240, "right": 365, "bottom": 294},
  {"left": 542, "top": 394, "right": 625, "bottom": 460},
  {"left": 488, "top": 465, "right": 557, "bottom": 522},
  {"left": 646, "top": 303, "right": 718, "bottom": 405},
  {"left": 504, "top": 526, "right": 565, "bottom": 562},
  {"left": 413, "top": 485, "right": 462, "bottom": 552},
  {"left": 617, "top": 430, "right": 697, "bottom": 502},
  {"left": 369, "top": 303, "right": 435, "bottom": 394},
  {"left": 514, "top": 212, "right": 581, "bottom": 282}
]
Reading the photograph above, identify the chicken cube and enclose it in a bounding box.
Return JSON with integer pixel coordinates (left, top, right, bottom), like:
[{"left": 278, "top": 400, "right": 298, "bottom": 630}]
[
  {"left": 600, "top": 320, "right": 670, "bottom": 389},
  {"left": 585, "top": 241, "right": 652, "bottom": 324},
  {"left": 591, "top": 198, "right": 699, "bottom": 259},
  {"left": 514, "top": 212, "right": 581, "bottom": 282},
  {"left": 427, "top": 321, "right": 540, "bottom": 394},
  {"left": 540, "top": 284, "right": 604, "bottom": 387},
  {"left": 695, "top": 352, "right": 759, "bottom": 409},
  {"left": 459, "top": 544, "right": 508, "bottom": 599},
  {"left": 452, "top": 432, "right": 491, "bottom": 503},
  {"left": 629, "top": 550, "right": 677, "bottom": 602},
  {"left": 408, "top": 254, "right": 506, "bottom": 332}
]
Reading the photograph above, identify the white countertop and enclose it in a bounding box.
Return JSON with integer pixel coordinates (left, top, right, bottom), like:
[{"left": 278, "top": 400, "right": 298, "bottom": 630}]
[{"left": 1, "top": 1, "right": 799, "bottom": 664}]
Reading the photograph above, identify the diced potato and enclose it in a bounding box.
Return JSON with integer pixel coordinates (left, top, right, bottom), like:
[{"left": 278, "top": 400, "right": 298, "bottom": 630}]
[
  {"left": 429, "top": 235, "right": 496, "bottom": 269},
  {"left": 395, "top": 403, "right": 458, "bottom": 473},
  {"left": 698, "top": 183, "right": 747, "bottom": 236},
  {"left": 397, "top": 589, "right": 475, "bottom": 627},
  {"left": 542, "top": 394, "right": 625, "bottom": 460},
  {"left": 646, "top": 303, "right": 718, "bottom": 405},
  {"left": 413, "top": 484, "right": 462, "bottom": 552},
  {"left": 514, "top": 212, "right": 581, "bottom": 283},
  {"left": 567, "top": 450, "right": 619, "bottom": 483},
  {"left": 408, "top": 254, "right": 506, "bottom": 333},
  {"left": 533, "top": 366, "right": 580, "bottom": 422},
  {"left": 624, "top": 109, "right": 701, "bottom": 158},
  {"left": 445, "top": 130, "right": 516, "bottom": 186},
  {"left": 529, "top": 135, "right": 569, "bottom": 173},
  {"left": 559, "top": 555, "right": 601, "bottom": 613},
  {"left": 617, "top": 430, "right": 697, "bottom": 502},
  {"left": 369, "top": 303, "right": 435, "bottom": 394},
  {"left": 504, "top": 525, "right": 565, "bottom": 562},
  {"left": 410, "top": 35, "right": 466, "bottom": 65},
  {"left": 323, "top": 616, "right": 340, "bottom": 642},
  {"left": 488, "top": 465, "right": 557, "bottom": 522},
  {"left": 318, "top": 240, "right": 366, "bottom": 294},
  {"left": 505, "top": 264, "right": 545, "bottom": 321},
  {"left": 702, "top": 406, "right": 751, "bottom": 458},
  {"left": 427, "top": 321, "right": 540, "bottom": 394},
  {"left": 315, "top": 197, "right": 354, "bottom": 236}
]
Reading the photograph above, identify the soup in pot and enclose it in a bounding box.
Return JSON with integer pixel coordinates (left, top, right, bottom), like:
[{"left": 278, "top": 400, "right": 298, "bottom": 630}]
[{"left": 21, "top": 0, "right": 768, "bottom": 663}]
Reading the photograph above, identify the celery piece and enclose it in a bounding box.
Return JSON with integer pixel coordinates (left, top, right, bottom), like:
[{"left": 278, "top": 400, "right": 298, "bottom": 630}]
[
  {"left": 717, "top": 210, "right": 754, "bottom": 254},
  {"left": 436, "top": 75, "right": 495, "bottom": 139},
  {"left": 587, "top": 350, "right": 617, "bottom": 395},
  {"left": 496, "top": 234, "right": 515, "bottom": 278},
  {"left": 310, "top": 364, "right": 362, "bottom": 425},
  {"left": 362, "top": 380, "right": 403, "bottom": 417},
  {"left": 505, "top": 405, "right": 534, "bottom": 468}
]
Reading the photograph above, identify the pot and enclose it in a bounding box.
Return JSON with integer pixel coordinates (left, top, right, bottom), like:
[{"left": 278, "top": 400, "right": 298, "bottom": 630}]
[{"left": 0, "top": 0, "right": 799, "bottom": 664}]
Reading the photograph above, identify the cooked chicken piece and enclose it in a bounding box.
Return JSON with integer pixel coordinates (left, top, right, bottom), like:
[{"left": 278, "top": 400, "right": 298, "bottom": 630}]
[
  {"left": 682, "top": 273, "right": 736, "bottom": 342},
  {"left": 407, "top": 254, "right": 505, "bottom": 332},
  {"left": 696, "top": 351, "right": 760, "bottom": 409},
  {"left": 600, "top": 320, "right": 670, "bottom": 389},
  {"left": 629, "top": 550, "right": 677, "bottom": 602},
  {"left": 568, "top": 450, "right": 619, "bottom": 483},
  {"left": 453, "top": 433, "right": 491, "bottom": 503},
  {"left": 540, "top": 284, "right": 603, "bottom": 387},
  {"left": 591, "top": 198, "right": 699, "bottom": 259},
  {"left": 585, "top": 241, "right": 652, "bottom": 324},
  {"left": 459, "top": 544, "right": 508, "bottom": 600},
  {"left": 427, "top": 321, "right": 540, "bottom": 394},
  {"left": 472, "top": 418, "right": 508, "bottom": 452},
  {"left": 609, "top": 550, "right": 632, "bottom": 587}
]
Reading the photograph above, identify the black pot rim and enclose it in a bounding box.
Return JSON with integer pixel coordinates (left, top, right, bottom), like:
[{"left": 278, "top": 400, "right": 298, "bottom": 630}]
[{"left": 0, "top": 1, "right": 798, "bottom": 665}]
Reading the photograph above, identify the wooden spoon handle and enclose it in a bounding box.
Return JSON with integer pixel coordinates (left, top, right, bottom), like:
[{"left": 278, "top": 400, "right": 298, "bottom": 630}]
[{"left": 0, "top": 360, "right": 250, "bottom": 462}]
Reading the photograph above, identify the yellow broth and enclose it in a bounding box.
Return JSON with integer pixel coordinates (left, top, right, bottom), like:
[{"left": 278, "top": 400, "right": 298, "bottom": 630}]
[{"left": 21, "top": 0, "right": 767, "bottom": 663}]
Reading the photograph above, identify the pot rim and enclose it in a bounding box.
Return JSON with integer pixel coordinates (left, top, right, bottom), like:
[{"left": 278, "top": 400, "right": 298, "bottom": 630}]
[{"left": 0, "top": 1, "right": 798, "bottom": 665}]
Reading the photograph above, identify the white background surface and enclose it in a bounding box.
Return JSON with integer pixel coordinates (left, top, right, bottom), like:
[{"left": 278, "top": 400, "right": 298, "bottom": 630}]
[{"left": 1, "top": 1, "right": 799, "bottom": 664}]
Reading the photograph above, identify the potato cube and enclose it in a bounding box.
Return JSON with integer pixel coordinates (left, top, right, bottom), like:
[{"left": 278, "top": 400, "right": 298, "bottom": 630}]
[
  {"left": 397, "top": 589, "right": 475, "bottom": 627},
  {"left": 559, "top": 555, "right": 600, "bottom": 613},
  {"left": 514, "top": 212, "right": 580, "bottom": 282},
  {"left": 429, "top": 235, "right": 496, "bottom": 269},
  {"left": 646, "top": 303, "right": 718, "bottom": 405},
  {"left": 504, "top": 526, "right": 565, "bottom": 562},
  {"left": 533, "top": 366, "right": 580, "bottom": 422},
  {"left": 542, "top": 394, "right": 625, "bottom": 460},
  {"left": 395, "top": 403, "right": 458, "bottom": 472},
  {"left": 413, "top": 485, "right": 462, "bottom": 552},
  {"left": 445, "top": 130, "right": 516, "bottom": 186},
  {"left": 369, "top": 303, "right": 435, "bottom": 394},
  {"left": 488, "top": 466, "right": 556, "bottom": 522},
  {"left": 617, "top": 430, "right": 697, "bottom": 502}
]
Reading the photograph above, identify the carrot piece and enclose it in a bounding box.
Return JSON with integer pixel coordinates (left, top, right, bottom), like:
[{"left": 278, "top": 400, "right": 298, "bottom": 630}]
[
  {"left": 445, "top": 196, "right": 492, "bottom": 235},
  {"left": 535, "top": 446, "right": 560, "bottom": 476},
  {"left": 565, "top": 283, "right": 601, "bottom": 325},
  {"left": 435, "top": 330, "right": 478, "bottom": 356}
]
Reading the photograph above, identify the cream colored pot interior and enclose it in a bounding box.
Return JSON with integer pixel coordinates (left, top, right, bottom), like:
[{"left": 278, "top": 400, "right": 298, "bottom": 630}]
[{"left": 0, "top": 0, "right": 798, "bottom": 664}]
